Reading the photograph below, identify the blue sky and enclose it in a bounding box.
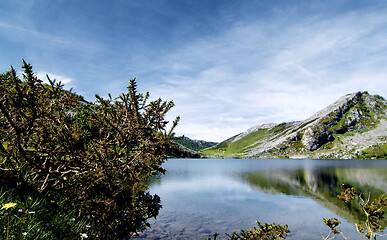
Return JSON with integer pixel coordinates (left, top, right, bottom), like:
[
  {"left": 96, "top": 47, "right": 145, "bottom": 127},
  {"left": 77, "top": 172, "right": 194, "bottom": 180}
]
[{"left": 1, "top": 0, "right": 387, "bottom": 142}]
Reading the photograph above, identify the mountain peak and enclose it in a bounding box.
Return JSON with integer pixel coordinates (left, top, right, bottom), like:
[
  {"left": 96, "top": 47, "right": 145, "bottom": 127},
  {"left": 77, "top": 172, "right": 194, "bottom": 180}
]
[{"left": 202, "top": 92, "right": 387, "bottom": 159}]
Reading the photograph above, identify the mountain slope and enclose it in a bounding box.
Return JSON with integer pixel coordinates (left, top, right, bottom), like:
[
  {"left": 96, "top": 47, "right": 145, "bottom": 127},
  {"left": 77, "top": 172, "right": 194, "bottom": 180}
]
[
  {"left": 202, "top": 92, "right": 387, "bottom": 159},
  {"left": 174, "top": 136, "right": 217, "bottom": 151},
  {"left": 167, "top": 141, "right": 203, "bottom": 158},
  {"left": 166, "top": 136, "right": 217, "bottom": 158}
]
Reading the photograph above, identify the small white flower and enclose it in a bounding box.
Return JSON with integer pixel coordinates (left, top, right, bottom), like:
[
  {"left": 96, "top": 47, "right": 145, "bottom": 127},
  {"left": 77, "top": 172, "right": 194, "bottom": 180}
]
[
  {"left": 71, "top": 218, "right": 76, "bottom": 221},
  {"left": 80, "top": 233, "right": 88, "bottom": 239},
  {"left": 22, "top": 232, "right": 27, "bottom": 236}
]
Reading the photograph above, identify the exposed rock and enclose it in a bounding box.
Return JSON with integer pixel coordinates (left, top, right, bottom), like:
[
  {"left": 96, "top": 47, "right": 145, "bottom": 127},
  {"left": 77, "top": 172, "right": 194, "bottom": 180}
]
[
  {"left": 302, "top": 127, "right": 334, "bottom": 151},
  {"left": 345, "top": 107, "right": 361, "bottom": 127}
]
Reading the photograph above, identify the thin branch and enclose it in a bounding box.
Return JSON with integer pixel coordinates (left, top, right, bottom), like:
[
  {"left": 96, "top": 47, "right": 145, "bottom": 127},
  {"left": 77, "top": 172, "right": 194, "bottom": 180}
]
[{"left": 356, "top": 224, "right": 367, "bottom": 240}]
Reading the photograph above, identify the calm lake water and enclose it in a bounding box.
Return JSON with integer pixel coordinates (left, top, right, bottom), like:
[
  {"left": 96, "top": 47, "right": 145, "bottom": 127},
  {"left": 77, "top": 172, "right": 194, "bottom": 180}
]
[{"left": 136, "top": 158, "right": 387, "bottom": 240}]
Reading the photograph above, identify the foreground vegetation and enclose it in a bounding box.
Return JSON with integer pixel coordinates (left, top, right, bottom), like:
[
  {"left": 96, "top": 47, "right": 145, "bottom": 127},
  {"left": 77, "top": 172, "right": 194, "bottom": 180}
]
[
  {"left": 0, "top": 61, "right": 179, "bottom": 239},
  {"left": 321, "top": 186, "right": 387, "bottom": 240},
  {"left": 0, "top": 186, "right": 87, "bottom": 239}
]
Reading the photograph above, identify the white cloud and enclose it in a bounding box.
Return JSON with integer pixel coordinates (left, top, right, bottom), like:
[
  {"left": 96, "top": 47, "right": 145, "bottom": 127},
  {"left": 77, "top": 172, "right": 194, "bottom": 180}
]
[
  {"left": 144, "top": 6, "right": 387, "bottom": 142},
  {"left": 36, "top": 72, "right": 73, "bottom": 85}
]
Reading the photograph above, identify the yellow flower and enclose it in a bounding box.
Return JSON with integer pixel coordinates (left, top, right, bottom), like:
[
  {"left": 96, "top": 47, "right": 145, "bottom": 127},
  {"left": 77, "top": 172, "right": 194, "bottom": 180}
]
[{"left": 1, "top": 202, "right": 17, "bottom": 210}]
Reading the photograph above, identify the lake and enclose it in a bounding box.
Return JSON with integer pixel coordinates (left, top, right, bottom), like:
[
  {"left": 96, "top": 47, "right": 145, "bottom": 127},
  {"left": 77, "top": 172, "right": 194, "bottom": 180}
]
[{"left": 136, "top": 158, "right": 387, "bottom": 240}]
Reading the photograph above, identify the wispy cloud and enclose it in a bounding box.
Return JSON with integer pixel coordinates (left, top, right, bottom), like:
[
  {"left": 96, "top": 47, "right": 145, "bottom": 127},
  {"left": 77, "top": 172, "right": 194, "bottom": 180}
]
[
  {"left": 0, "top": 21, "right": 101, "bottom": 55},
  {"left": 36, "top": 72, "right": 73, "bottom": 85},
  {"left": 142, "top": 5, "right": 387, "bottom": 141}
]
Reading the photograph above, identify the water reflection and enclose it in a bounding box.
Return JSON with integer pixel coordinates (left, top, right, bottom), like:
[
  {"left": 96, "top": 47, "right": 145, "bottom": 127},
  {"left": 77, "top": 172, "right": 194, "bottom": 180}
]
[
  {"left": 241, "top": 165, "right": 387, "bottom": 227},
  {"left": 138, "top": 159, "right": 387, "bottom": 240}
]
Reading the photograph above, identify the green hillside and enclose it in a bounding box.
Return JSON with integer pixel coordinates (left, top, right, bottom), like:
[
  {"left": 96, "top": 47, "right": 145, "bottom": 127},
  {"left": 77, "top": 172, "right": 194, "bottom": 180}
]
[
  {"left": 173, "top": 136, "right": 217, "bottom": 151},
  {"left": 202, "top": 122, "right": 299, "bottom": 156}
]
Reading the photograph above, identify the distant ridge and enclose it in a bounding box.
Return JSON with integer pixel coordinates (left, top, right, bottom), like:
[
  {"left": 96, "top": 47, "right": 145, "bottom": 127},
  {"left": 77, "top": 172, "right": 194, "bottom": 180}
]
[
  {"left": 167, "top": 136, "right": 217, "bottom": 158},
  {"left": 174, "top": 136, "right": 217, "bottom": 151},
  {"left": 202, "top": 92, "right": 387, "bottom": 159}
]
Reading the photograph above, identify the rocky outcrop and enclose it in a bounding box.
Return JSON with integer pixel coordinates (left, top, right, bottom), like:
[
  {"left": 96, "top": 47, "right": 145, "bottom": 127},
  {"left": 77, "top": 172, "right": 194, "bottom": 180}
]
[
  {"left": 302, "top": 127, "right": 334, "bottom": 151},
  {"left": 297, "top": 92, "right": 364, "bottom": 151}
]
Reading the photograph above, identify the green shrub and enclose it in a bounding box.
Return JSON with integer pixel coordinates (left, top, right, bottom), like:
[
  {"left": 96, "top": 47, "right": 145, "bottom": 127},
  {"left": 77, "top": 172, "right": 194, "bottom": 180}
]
[
  {"left": 206, "top": 222, "right": 290, "bottom": 240},
  {"left": 323, "top": 186, "right": 387, "bottom": 239},
  {"left": 0, "top": 61, "right": 179, "bottom": 239}
]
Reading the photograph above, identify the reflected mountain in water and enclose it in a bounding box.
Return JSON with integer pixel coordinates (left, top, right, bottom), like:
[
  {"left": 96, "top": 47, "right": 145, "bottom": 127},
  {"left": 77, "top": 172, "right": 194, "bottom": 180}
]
[{"left": 241, "top": 166, "right": 387, "bottom": 227}]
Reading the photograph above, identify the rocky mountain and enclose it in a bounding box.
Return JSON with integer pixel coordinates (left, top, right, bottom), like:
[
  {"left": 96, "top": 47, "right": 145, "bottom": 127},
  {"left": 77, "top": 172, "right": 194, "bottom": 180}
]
[{"left": 203, "top": 91, "right": 387, "bottom": 159}]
